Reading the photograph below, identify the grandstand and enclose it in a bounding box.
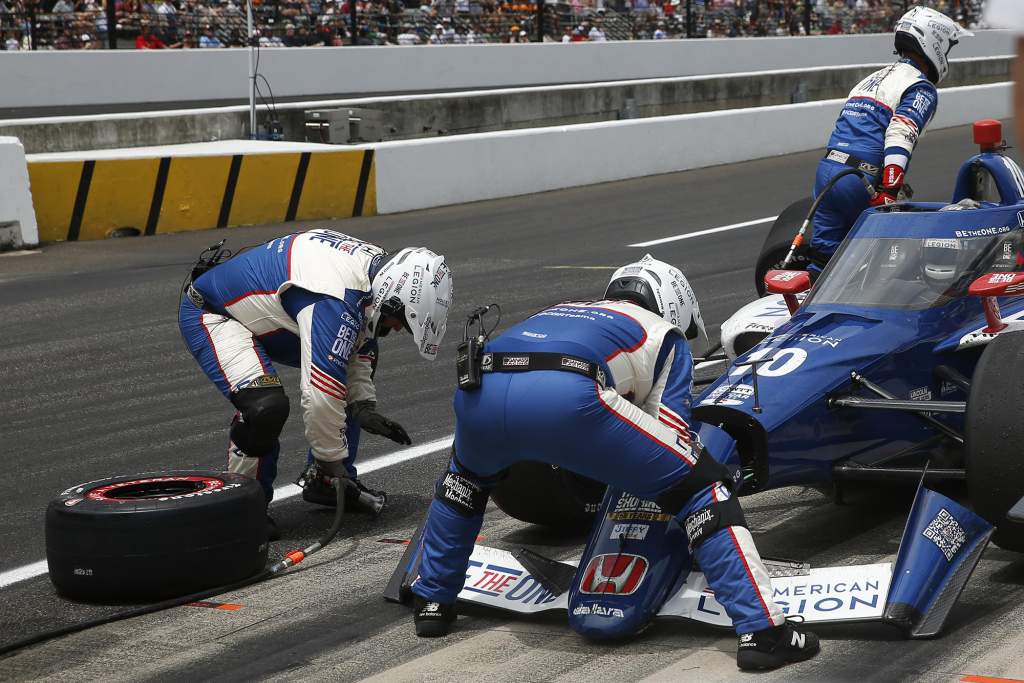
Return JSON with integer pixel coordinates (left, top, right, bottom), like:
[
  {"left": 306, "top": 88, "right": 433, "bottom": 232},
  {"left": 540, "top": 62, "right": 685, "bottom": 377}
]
[{"left": 0, "top": 0, "right": 988, "bottom": 51}]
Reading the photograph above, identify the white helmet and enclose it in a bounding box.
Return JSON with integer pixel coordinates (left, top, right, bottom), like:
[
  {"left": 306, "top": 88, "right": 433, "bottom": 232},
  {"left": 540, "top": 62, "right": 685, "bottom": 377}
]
[
  {"left": 605, "top": 254, "right": 709, "bottom": 356},
  {"left": 894, "top": 7, "right": 972, "bottom": 84},
  {"left": 368, "top": 247, "right": 453, "bottom": 361}
]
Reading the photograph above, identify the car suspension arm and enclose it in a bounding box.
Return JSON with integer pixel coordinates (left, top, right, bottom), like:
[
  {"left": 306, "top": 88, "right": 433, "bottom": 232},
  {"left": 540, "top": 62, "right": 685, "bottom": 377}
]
[{"left": 830, "top": 372, "right": 965, "bottom": 445}]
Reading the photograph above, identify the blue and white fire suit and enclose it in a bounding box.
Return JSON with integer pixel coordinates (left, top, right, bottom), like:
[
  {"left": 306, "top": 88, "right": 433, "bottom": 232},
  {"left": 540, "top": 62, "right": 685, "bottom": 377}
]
[
  {"left": 178, "top": 229, "right": 385, "bottom": 501},
  {"left": 410, "top": 301, "right": 784, "bottom": 634},
  {"left": 809, "top": 59, "right": 938, "bottom": 262}
]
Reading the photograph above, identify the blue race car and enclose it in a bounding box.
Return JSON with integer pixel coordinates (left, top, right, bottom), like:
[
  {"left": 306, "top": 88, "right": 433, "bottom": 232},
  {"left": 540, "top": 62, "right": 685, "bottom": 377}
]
[
  {"left": 387, "top": 121, "right": 1024, "bottom": 641},
  {"left": 490, "top": 119, "right": 1024, "bottom": 549},
  {"left": 703, "top": 119, "right": 1024, "bottom": 552}
]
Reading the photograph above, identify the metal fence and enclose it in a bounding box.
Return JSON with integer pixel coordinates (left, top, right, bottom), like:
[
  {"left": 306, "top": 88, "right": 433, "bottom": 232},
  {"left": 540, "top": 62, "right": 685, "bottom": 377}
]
[{"left": 0, "top": 1, "right": 989, "bottom": 50}]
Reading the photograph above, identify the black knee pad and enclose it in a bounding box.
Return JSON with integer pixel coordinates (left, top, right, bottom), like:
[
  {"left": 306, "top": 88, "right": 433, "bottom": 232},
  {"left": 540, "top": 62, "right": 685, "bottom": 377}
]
[
  {"left": 654, "top": 447, "right": 735, "bottom": 516},
  {"left": 683, "top": 495, "right": 748, "bottom": 551},
  {"left": 230, "top": 384, "right": 289, "bottom": 457}
]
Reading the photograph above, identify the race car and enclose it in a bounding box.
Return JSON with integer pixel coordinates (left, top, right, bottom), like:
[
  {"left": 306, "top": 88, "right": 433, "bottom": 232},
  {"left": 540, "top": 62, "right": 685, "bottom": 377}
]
[
  {"left": 488, "top": 120, "right": 1024, "bottom": 554},
  {"left": 386, "top": 120, "right": 1024, "bottom": 642}
]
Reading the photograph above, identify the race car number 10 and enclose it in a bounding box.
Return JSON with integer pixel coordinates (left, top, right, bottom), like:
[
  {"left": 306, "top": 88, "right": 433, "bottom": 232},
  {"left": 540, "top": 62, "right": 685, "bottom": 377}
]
[{"left": 729, "top": 347, "right": 807, "bottom": 378}]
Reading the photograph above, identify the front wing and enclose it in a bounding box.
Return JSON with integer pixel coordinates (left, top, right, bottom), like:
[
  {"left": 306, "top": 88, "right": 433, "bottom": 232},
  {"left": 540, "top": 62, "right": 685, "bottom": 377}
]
[{"left": 451, "top": 544, "right": 891, "bottom": 626}]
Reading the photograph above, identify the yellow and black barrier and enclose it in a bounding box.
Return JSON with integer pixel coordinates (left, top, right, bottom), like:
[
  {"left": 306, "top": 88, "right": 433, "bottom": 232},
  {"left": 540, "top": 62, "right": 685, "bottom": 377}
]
[{"left": 28, "top": 149, "right": 376, "bottom": 243}]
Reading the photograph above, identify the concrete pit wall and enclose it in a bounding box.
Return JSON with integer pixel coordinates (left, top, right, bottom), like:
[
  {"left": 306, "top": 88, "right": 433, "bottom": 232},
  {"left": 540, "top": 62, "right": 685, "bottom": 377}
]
[
  {"left": 0, "top": 31, "right": 1012, "bottom": 115},
  {"left": 2, "top": 57, "right": 1010, "bottom": 155}
]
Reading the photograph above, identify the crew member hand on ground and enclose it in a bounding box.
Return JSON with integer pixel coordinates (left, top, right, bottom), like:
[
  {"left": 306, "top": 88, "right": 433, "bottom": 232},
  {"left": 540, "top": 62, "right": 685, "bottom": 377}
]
[
  {"left": 177, "top": 231, "right": 453, "bottom": 539},
  {"left": 405, "top": 255, "right": 818, "bottom": 671},
  {"left": 807, "top": 8, "right": 970, "bottom": 268}
]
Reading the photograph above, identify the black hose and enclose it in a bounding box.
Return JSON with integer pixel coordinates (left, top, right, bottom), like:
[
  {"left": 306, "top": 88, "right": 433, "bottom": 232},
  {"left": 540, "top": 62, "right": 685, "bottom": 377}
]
[
  {"left": 0, "top": 479, "right": 346, "bottom": 659},
  {"left": 781, "top": 167, "right": 875, "bottom": 269}
]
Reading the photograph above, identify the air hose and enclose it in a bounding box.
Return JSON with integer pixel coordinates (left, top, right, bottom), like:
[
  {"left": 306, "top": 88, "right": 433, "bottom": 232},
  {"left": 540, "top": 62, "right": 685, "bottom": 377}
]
[
  {"left": 781, "top": 167, "right": 877, "bottom": 269},
  {"left": 0, "top": 477, "right": 351, "bottom": 658}
]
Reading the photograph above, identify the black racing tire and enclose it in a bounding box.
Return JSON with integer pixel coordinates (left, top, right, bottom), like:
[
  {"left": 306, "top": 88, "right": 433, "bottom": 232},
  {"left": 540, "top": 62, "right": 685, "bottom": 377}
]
[
  {"left": 966, "top": 333, "right": 1024, "bottom": 552},
  {"left": 754, "top": 197, "right": 814, "bottom": 296},
  {"left": 491, "top": 462, "right": 606, "bottom": 531},
  {"left": 46, "top": 471, "right": 268, "bottom": 603}
]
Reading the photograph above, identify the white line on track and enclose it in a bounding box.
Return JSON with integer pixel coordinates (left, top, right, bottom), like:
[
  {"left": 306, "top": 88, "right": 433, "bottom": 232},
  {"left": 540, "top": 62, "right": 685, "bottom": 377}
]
[
  {"left": 628, "top": 216, "right": 777, "bottom": 248},
  {"left": 0, "top": 435, "right": 455, "bottom": 590}
]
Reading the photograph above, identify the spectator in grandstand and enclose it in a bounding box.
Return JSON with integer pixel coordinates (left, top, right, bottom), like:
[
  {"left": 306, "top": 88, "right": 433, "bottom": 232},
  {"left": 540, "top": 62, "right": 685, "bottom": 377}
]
[
  {"left": 136, "top": 20, "right": 168, "bottom": 48},
  {"left": 4, "top": 32, "right": 21, "bottom": 50},
  {"left": 397, "top": 23, "right": 421, "bottom": 44},
  {"left": 199, "top": 24, "right": 223, "bottom": 47},
  {"left": 428, "top": 22, "right": 445, "bottom": 43},
  {"left": 156, "top": 0, "right": 176, "bottom": 22},
  {"left": 180, "top": 29, "right": 197, "bottom": 47},
  {"left": 653, "top": 20, "right": 667, "bottom": 39},
  {"left": 570, "top": 25, "right": 586, "bottom": 42},
  {"left": 283, "top": 22, "right": 303, "bottom": 45},
  {"left": 560, "top": 24, "right": 571, "bottom": 42},
  {"left": 588, "top": 19, "right": 606, "bottom": 41}
]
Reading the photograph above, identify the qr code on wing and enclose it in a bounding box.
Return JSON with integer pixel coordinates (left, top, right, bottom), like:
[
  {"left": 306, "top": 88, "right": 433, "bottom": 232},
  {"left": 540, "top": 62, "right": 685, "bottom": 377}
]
[{"left": 922, "top": 508, "right": 967, "bottom": 561}]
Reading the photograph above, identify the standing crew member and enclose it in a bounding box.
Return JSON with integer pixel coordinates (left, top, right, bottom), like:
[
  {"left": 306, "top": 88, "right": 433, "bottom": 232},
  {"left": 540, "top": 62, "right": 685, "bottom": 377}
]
[
  {"left": 407, "top": 255, "right": 819, "bottom": 672},
  {"left": 178, "top": 230, "right": 453, "bottom": 538},
  {"left": 808, "top": 8, "right": 971, "bottom": 268}
]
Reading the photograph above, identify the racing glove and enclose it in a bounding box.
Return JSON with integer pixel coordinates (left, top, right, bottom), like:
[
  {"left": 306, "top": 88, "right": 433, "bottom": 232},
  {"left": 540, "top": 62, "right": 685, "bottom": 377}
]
[
  {"left": 869, "top": 164, "right": 905, "bottom": 207},
  {"left": 349, "top": 400, "right": 412, "bottom": 445}
]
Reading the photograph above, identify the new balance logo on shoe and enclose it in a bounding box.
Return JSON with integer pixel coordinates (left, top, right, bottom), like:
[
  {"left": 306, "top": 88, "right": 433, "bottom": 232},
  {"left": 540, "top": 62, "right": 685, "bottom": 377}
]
[{"left": 791, "top": 632, "right": 806, "bottom": 649}]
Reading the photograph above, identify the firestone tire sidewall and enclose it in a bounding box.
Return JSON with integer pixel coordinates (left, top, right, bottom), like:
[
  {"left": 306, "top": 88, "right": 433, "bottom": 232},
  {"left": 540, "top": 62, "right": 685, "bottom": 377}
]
[
  {"left": 966, "top": 333, "right": 1024, "bottom": 551},
  {"left": 754, "top": 197, "right": 814, "bottom": 296},
  {"left": 46, "top": 471, "right": 268, "bottom": 603}
]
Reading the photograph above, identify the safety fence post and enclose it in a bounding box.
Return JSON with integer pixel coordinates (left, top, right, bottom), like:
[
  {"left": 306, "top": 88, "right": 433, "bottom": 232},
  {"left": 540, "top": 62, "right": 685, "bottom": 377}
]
[
  {"left": 106, "top": 0, "right": 116, "bottom": 48},
  {"left": 28, "top": 0, "right": 36, "bottom": 50},
  {"left": 803, "top": 0, "right": 810, "bottom": 36},
  {"left": 685, "top": 0, "right": 692, "bottom": 38},
  {"left": 536, "top": 0, "right": 544, "bottom": 42},
  {"left": 349, "top": 2, "right": 358, "bottom": 44}
]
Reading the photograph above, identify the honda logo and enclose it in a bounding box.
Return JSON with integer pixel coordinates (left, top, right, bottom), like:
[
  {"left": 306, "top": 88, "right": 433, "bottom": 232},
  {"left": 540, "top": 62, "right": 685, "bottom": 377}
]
[{"left": 579, "top": 554, "right": 648, "bottom": 595}]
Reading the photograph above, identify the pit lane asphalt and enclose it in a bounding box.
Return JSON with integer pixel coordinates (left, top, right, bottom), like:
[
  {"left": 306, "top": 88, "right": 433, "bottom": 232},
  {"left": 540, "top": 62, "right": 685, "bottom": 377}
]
[{"left": 2, "top": 122, "right": 1024, "bottom": 682}]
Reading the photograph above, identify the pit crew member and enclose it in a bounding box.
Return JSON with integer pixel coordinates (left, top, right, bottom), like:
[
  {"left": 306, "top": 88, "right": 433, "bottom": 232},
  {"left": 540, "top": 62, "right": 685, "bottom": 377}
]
[
  {"left": 407, "top": 255, "right": 818, "bottom": 671},
  {"left": 178, "top": 230, "right": 452, "bottom": 538},
  {"left": 808, "top": 7, "right": 971, "bottom": 269}
]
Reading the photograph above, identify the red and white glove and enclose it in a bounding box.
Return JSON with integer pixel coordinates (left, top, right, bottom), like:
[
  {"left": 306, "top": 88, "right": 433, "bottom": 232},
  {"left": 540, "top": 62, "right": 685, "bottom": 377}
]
[{"left": 869, "top": 164, "right": 905, "bottom": 207}]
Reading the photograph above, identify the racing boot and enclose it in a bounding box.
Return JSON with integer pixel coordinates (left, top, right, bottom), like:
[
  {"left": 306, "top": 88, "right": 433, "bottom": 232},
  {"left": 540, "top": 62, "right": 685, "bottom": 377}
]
[
  {"left": 413, "top": 595, "right": 456, "bottom": 637},
  {"left": 736, "top": 618, "right": 820, "bottom": 671}
]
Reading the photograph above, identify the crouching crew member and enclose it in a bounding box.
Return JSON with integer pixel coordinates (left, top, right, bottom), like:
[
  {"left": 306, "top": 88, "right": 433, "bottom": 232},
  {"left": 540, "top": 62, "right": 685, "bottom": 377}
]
[
  {"left": 178, "top": 230, "right": 453, "bottom": 538},
  {"left": 407, "top": 255, "right": 818, "bottom": 671}
]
